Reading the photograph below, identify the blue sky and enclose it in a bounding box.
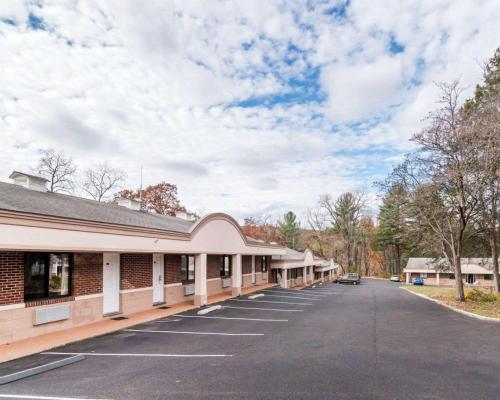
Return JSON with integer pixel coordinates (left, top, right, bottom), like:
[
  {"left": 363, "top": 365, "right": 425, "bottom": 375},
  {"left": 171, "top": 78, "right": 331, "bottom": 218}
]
[{"left": 0, "top": 0, "right": 498, "bottom": 221}]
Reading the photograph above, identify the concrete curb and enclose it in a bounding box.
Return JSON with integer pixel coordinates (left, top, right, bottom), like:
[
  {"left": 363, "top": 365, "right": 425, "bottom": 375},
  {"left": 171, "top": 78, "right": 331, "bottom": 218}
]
[
  {"left": 0, "top": 354, "right": 85, "bottom": 385},
  {"left": 197, "top": 305, "right": 222, "bottom": 315},
  {"left": 400, "top": 287, "right": 500, "bottom": 323},
  {"left": 249, "top": 294, "right": 265, "bottom": 300}
]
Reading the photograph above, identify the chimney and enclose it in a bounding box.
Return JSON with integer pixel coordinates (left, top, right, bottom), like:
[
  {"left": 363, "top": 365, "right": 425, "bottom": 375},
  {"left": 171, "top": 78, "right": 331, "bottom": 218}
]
[
  {"left": 116, "top": 197, "right": 141, "bottom": 211},
  {"left": 9, "top": 171, "right": 48, "bottom": 192}
]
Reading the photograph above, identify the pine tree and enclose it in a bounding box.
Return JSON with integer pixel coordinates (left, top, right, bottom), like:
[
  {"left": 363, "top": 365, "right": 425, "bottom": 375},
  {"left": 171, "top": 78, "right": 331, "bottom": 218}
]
[{"left": 278, "top": 211, "right": 300, "bottom": 250}]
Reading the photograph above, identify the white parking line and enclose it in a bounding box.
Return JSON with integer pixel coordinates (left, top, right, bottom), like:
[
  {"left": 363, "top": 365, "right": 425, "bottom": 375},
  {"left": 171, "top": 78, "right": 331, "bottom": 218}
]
[
  {"left": 42, "top": 352, "right": 232, "bottom": 358},
  {"left": 172, "top": 314, "right": 288, "bottom": 322},
  {"left": 262, "top": 289, "right": 326, "bottom": 297},
  {"left": 124, "top": 329, "right": 264, "bottom": 336},
  {"left": 258, "top": 294, "right": 320, "bottom": 301},
  {"left": 223, "top": 305, "right": 303, "bottom": 312},
  {"left": 230, "top": 299, "right": 313, "bottom": 306},
  {"left": 0, "top": 395, "right": 113, "bottom": 400}
]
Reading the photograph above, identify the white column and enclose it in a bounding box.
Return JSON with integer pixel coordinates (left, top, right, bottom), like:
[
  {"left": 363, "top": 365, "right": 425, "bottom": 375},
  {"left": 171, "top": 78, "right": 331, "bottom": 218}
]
[
  {"left": 303, "top": 266, "right": 307, "bottom": 286},
  {"left": 321, "top": 271, "right": 325, "bottom": 282},
  {"left": 194, "top": 253, "right": 207, "bottom": 307},
  {"left": 437, "top": 272, "right": 440, "bottom": 286},
  {"left": 251, "top": 255, "right": 256, "bottom": 284},
  {"left": 406, "top": 272, "right": 410, "bottom": 284},
  {"left": 232, "top": 254, "right": 242, "bottom": 296},
  {"left": 283, "top": 268, "right": 288, "bottom": 288}
]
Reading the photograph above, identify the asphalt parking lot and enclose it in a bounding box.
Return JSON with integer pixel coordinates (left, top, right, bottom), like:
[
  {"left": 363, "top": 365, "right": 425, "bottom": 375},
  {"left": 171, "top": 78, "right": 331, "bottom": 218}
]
[{"left": 0, "top": 280, "right": 499, "bottom": 400}]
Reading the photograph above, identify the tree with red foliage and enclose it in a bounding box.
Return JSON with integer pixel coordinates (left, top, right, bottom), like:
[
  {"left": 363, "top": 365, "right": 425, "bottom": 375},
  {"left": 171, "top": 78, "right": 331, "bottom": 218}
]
[
  {"left": 241, "top": 216, "right": 281, "bottom": 244},
  {"left": 116, "top": 182, "right": 186, "bottom": 216}
]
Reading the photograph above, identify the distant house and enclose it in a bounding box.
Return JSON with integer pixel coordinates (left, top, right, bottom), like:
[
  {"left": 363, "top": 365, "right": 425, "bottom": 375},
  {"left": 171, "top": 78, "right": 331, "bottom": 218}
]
[{"left": 403, "top": 257, "right": 496, "bottom": 286}]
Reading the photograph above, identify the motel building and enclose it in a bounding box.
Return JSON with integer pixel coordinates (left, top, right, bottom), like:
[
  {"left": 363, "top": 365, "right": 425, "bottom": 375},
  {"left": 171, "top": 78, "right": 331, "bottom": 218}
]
[
  {"left": 404, "top": 257, "right": 496, "bottom": 287},
  {"left": 270, "top": 248, "right": 339, "bottom": 288},
  {"left": 0, "top": 171, "right": 286, "bottom": 346}
]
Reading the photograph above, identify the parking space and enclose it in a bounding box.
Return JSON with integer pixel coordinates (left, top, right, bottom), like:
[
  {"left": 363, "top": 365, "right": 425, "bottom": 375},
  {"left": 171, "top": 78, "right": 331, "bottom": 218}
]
[
  {"left": 2, "top": 280, "right": 498, "bottom": 399},
  {"left": 0, "top": 285, "right": 328, "bottom": 394}
]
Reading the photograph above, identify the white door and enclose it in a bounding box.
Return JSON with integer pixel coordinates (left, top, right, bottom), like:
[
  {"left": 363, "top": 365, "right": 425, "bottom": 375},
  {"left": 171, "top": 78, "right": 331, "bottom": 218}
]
[
  {"left": 153, "top": 253, "right": 164, "bottom": 304},
  {"left": 251, "top": 256, "right": 256, "bottom": 284},
  {"left": 103, "top": 253, "right": 120, "bottom": 315}
]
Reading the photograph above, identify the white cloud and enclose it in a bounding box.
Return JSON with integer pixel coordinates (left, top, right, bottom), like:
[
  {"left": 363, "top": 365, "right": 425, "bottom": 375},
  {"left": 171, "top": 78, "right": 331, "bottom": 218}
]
[
  {"left": 0, "top": 0, "right": 498, "bottom": 223},
  {"left": 321, "top": 55, "right": 404, "bottom": 123}
]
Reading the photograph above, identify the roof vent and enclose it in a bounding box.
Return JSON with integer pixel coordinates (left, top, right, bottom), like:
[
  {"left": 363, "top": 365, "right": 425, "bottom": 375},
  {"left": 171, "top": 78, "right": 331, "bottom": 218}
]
[
  {"left": 175, "top": 211, "right": 197, "bottom": 221},
  {"left": 116, "top": 197, "right": 141, "bottom": 211},
  {"left": 9, "top": 171, "right": 48, "bottom": 192}
]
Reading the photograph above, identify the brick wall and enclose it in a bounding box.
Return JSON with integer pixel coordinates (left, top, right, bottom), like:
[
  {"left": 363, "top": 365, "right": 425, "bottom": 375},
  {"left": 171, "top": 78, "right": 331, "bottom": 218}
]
[
  {"left": 242, "top": 256, "right": 252, "bottom": 274},
  {"left": 207, "top": 255, "right": 221, "bottom": 279},
  {"left": 73, "top": 253, "right": 103, "bottom": 296},
  {"left": 165, "top": 254, "right": 182, "bottom": 284},
  {"left": 120, "top": 253, "right": 152, "bottom": 290},
  {"left": 0, "top": 251, "right": 24, "bottom": 306}
]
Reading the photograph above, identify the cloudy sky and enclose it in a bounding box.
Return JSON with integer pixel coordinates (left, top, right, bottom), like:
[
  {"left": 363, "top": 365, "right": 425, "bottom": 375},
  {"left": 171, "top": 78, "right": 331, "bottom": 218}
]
[{"left": 0, "top": 1, "right": 498, "bottom": 222}]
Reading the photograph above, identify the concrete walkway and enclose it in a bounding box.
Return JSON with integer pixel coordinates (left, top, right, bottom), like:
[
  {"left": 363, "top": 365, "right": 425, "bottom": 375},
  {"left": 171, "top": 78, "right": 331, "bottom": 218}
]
[{"left": 0, "top": 282, "right": 276, "bottom": 363}]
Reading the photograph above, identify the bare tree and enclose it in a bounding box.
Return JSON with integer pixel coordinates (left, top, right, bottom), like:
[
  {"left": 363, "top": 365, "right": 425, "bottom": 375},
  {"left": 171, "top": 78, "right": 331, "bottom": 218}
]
[
  {"left": 389, "top": 82, "right": 481, "bottom": 300},
  {"left": 36, "top": 150, "right": 76, "bottom": 193},
  {"left": 82, "top": 164, "right": 126, "bottom": 202},
  {"left": 306, "top": 206, "right": 329, "bottom": 257}
]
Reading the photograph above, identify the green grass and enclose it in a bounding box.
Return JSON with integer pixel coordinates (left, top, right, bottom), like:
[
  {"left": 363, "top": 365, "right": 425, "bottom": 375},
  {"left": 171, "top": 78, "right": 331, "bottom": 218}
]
[{"left": 405, "top": 285, "right": 500, "bottom": 319}]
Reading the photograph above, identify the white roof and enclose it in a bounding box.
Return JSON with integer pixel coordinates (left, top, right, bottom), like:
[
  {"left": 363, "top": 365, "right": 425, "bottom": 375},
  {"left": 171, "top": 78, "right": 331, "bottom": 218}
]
[{"left": 404, "top": 258, "right": 495, "bottom": 274}]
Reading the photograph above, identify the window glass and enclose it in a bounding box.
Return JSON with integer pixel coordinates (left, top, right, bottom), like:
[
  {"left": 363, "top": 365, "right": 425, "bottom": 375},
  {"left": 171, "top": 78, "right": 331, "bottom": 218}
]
[
  {"left": 261, "top": 256, "right": 268, "bottom": 273},
  {"left": 484, "top": 274, "right": 493, "bottom": 280},
  {"left": 220, "top": 255, "right": 231, "bottom": 277},
  {"left": 181, "top": 255, "right": 195, "bottom": 281},
  {"left": 188, "top": 256, "right": 195, "bottom": 281},
  {"left": 49, "top": 254, "right": 71, "bottom": 297},
  {"left": 25, "top": 253, "right": 72, "bottom": 300},
  {"left": 180, "top": 255, "right": 187, "bottom": 280},
  {"left": 25, "top": 253, "right": 47, "bottom": 300}
]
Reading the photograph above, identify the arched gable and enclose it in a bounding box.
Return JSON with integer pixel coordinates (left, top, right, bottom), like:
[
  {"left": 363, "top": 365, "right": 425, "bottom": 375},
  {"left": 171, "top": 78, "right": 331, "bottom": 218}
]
[{"left": 189, "top": 213, "right": 284, "bottom": 255}]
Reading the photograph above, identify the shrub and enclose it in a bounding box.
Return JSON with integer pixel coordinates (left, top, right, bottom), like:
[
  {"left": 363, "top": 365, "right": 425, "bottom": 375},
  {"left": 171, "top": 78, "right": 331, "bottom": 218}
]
[{"left": 465, "top": 289, "right": 500, "bottom": 302}]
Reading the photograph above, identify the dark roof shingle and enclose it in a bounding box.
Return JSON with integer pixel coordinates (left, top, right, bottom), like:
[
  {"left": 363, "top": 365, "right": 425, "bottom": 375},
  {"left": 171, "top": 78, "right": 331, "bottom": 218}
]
[{"left": 0, "top": 181, "right": 195, "bottom": 233}]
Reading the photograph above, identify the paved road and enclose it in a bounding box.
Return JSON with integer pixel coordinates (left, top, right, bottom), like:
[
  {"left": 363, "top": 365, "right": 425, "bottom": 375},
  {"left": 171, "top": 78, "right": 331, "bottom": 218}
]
[{"left": 0, "top": 280, "right": 499, "bottom": 399}]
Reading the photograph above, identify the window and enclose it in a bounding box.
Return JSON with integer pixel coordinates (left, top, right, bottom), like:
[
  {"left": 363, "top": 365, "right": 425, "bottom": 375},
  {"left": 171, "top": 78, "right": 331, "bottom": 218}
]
[
  {"left": 220, "top": 255, "right": 232, "bottom": 277},
  {"left": 25, "top": 253, "right": 72, "bottom": 301},
  {"left": 180, "top": 255, "right": 195, "bottom": 281},
  {"left": 484, "top": 274, "right": 493, "bottom": 280},
  {"left": 260, "top": 256, "right": 268, "bottom": 273},
  {"left": 448, "top": 273, "right": 455, "bottom": 280},
  {"left": 420, "top": 273, "right": 427, "bottom": 278}
]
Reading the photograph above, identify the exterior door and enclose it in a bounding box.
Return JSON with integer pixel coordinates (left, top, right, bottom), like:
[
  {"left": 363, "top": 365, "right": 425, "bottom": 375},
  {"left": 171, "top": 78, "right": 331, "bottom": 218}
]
[
  {"left": 103, "top": 253, "right": 120, "bottom": 315},
  {"left": 153, "top": 254, "right": 164, "bottom": 304},
  {"left": 251, "top": 256, "right": 256, "bottom": 284}
]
